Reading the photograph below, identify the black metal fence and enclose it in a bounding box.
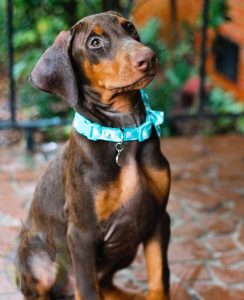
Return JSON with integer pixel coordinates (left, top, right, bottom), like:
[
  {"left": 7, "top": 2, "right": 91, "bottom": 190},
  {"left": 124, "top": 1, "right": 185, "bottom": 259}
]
[{"left": 0, "top": 0, "right": 243, "bottom": 150}]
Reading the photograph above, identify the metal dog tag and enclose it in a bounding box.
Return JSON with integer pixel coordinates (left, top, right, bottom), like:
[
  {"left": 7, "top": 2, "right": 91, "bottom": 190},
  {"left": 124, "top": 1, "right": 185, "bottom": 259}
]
[{"left": 115, "top": 142, "right": 124, "bottom": 166}]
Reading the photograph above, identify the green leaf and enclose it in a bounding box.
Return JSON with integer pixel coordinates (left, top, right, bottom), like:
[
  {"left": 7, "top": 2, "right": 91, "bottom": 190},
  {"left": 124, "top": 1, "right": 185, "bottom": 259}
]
[{"left": 236, "top": 117, "right": 244, "bottom": 133}]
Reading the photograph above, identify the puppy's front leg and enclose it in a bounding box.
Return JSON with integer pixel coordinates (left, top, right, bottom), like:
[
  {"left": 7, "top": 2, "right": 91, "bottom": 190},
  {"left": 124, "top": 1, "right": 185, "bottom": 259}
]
[
  {"left": 65, "top": 173, "right": 101, "bottom": 300},
  {"left": 143, "top": 211, "right": 171, "bottom": 300},
  {"left": 67, "top": 222, "right": 101, "bottom": 300}
]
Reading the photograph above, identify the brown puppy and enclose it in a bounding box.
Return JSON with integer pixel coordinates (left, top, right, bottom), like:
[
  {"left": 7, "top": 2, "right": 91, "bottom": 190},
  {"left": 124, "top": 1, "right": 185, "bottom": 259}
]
[{"left": 17, "top": 11, "right": 171, "bottom": 300}]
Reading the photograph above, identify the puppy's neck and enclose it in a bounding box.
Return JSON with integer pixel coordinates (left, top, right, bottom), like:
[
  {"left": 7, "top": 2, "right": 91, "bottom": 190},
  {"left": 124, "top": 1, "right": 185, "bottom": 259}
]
[{"left": 75, "top": 88, "right": 146, "bottom": 128}]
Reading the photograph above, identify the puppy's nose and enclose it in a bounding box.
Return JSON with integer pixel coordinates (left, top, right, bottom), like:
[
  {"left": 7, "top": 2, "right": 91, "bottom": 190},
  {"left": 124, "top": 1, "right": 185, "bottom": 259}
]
[{"left": 132, "top": 48, "right": 156, "bottom": 72}]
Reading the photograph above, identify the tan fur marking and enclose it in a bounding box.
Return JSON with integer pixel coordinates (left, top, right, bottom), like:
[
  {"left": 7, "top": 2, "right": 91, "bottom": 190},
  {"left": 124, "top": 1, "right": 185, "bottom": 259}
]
[
  {"left": 118, "top": 16, "right": 127, "bottom": 25},
  {"left": 93, "top": 25, "right": 104, "bottom": 35},
  {"left": 82, "top": 39, "right": 150, "bottom": 110},
  {"left": 84, "top": 56, "right": 133, "bottom": 110},
  {"left": 143, "top": 167, "right": 170, "bottom": 204},
  {"left": 95, "top": 162, "right": 139, "bottom": 222},
  {"left": 83, "top": 55, "right": 128, "bottom": 91},
  {"left": 144, "top": 239, "right": 167, "bottom": 300},
  {"left": 74, "top": 289, "right": 84, "bottom": 300},
  {"left": 35, "top": 283, "right": 51, "bottom": 297}
]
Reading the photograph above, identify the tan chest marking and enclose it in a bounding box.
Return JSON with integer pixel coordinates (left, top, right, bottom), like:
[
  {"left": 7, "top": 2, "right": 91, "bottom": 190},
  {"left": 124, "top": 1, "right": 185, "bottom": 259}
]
[
  {"left": 95, "top": 162, "right": 139, "bottom": 222},
  {"left": 143, "top": 167, "right": 170, "bottom": 204}
]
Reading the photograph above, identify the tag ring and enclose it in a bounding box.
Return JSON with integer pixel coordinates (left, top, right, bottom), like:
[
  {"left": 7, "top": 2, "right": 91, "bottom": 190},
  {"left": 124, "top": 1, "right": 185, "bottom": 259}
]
[
  {"left": 115, "top": 130, "right": 124, "bottom": 166},
  {"left": 115, "top": 143, "right": 124, "bottom": 152}
]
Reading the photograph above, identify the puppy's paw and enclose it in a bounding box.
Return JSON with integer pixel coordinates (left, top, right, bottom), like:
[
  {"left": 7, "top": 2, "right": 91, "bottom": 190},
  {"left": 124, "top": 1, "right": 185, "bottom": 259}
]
[{"left": 102, "top": 285, "right": 146, "bottom": 300}]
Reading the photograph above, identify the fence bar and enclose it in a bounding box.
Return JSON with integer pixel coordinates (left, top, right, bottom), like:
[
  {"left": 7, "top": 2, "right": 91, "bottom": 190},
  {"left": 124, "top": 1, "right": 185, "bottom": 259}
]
[
  {"left": 0, "top": 117, "right": 71, "bottom": 129},
  {"left": 6, "top": 0, "right": 16, "bottom": 123},
  {"left": 166, "top": 112, "right": 244, "bottom": 121},
  {"left": 0, "top": 112, "right": 243, "bottom": 130},
  {"left": 199, "top": 0, "right": 209, "bottom": 114}
]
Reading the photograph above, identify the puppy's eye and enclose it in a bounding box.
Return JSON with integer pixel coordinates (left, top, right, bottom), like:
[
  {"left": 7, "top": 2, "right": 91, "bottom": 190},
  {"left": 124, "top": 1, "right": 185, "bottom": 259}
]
[
  {"left": 126, "top": 23, "right": 136, "bottom": 34},
  {"left": 89, "top": 37, "right": 102, "bottom": 48}
]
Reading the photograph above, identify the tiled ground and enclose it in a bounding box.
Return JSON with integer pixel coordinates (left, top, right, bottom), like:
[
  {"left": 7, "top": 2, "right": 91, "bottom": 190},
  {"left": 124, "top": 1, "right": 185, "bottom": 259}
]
[{"left": 0, "top": 135, "right": 243, "bottom": 299}]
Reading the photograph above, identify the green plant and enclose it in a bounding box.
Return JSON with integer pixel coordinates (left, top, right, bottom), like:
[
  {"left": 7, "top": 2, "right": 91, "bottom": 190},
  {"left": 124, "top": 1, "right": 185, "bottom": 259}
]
[
  {"left": 196, "top": 0, "right": 229, "bottom": 30},
  {"left": 208, "top": 0, "right": 229, "bottom": 29},
  {"left": 207, "top": 87, "right": 244, "bottom": 133},
  {"left": 0, "top": 0, "right": 7, "bottom": 70}
]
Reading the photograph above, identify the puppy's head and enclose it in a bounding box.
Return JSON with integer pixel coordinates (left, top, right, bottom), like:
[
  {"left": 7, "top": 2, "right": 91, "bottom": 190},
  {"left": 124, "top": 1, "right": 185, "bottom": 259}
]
[{"left": 30, "top": 12, "right": 158, "bottom": 108}]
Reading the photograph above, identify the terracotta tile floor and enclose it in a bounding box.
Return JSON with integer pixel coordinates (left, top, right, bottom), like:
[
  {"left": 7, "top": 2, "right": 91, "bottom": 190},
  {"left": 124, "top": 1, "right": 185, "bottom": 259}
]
[{"left": 0, "top": 135, "right": 243, "bottom": 299}]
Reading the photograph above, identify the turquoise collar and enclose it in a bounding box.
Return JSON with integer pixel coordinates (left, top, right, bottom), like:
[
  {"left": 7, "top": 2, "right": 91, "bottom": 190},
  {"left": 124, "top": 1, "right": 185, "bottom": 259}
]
[{"left": 73, "top": 90, "right": 164, "bottom": 143}]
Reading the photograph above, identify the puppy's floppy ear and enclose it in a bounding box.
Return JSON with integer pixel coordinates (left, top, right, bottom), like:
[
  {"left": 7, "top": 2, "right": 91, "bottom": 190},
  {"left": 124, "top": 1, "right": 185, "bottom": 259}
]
[{"left": 29, "top": 30, "right": 78, "bottom": 107}]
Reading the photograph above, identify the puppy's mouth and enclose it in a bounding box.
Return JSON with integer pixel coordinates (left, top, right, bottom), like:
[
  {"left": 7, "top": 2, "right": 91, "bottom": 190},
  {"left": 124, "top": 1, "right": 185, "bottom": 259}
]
[{"left": 107, "top": 72, "right": 156, "bottom": 92}]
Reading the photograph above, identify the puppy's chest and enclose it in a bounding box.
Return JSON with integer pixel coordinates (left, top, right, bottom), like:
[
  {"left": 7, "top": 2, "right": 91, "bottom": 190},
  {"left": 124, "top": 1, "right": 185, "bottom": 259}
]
[{"left": 94, "top": 160, "right": 170, "bottom": 224}]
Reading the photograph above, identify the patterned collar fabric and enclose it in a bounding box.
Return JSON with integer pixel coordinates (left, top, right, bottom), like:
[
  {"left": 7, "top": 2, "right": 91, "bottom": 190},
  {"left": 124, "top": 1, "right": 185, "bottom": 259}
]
[{"left": 73, "top": 90, "right": 164, "bottom": 142}]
